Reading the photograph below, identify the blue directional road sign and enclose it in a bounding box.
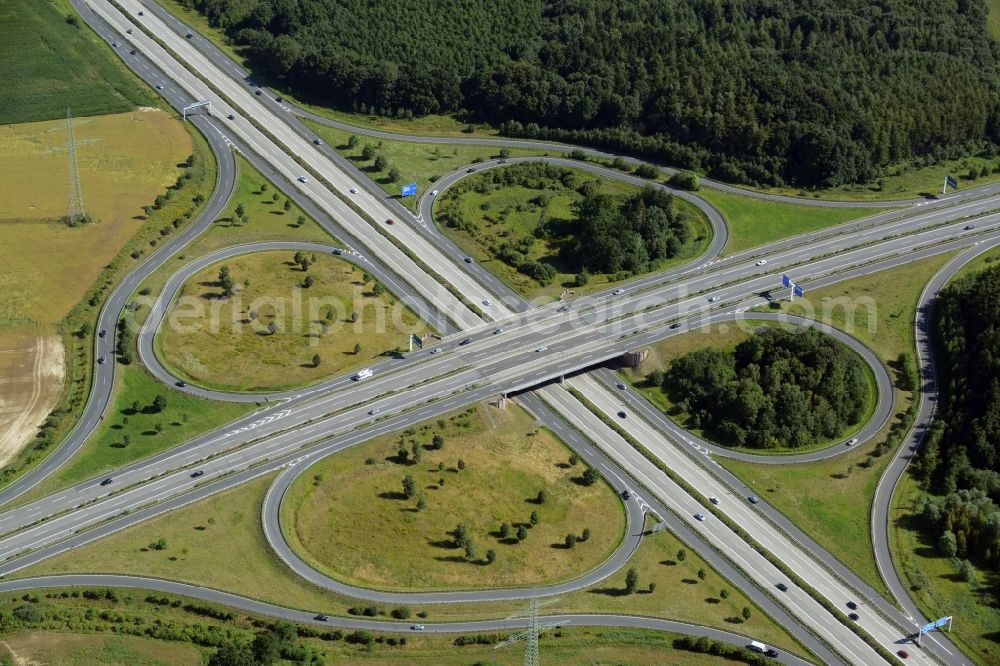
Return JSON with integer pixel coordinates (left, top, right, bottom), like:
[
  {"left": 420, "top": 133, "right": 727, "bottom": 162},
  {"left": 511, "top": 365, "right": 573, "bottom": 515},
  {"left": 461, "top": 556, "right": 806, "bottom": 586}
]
[
  {"left": 401, "top": 182, "right": 417, "bottom": 197},
  {"left": 793, "top": 285, "right": 804, "bottom": 297},
  {"left": 921, "top": 617, "right": 950, "bottom": 633},
  {"left": 782, "top": 274, "right": 791, "bottom": 287},
  {"left": 946, "top": 175, "right": 959, "bottom": 189}
]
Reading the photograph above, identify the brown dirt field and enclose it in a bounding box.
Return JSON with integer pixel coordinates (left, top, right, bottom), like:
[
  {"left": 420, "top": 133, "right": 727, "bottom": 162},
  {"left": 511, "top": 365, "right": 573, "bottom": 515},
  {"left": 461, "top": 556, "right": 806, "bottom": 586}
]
[{"left": 0, "top": 334, "right": 64, "bottom": 468}]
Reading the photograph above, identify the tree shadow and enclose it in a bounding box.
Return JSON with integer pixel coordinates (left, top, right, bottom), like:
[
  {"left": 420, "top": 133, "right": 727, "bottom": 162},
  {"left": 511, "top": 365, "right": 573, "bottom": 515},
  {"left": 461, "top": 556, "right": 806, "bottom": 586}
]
[
  {"left": 377, "top": 491, "right": 408, "bottom": 501},
  {"left": 724, "top": 617, "right": 745, "bottom": 625},
  {"left": 705, "top": 597, "right": 720, "bottom": 604},
  {"left": 587, "top": 588, "right": 630, "bottom": 597},
  {"left": 434, "top": 555, "right": 469, "bottom": 563},
  {"left": 681, "top": 578, "right": 698, "bottom": 585},
  {"left": 660, "top": 560, "right": 677, "bottom": 566}
]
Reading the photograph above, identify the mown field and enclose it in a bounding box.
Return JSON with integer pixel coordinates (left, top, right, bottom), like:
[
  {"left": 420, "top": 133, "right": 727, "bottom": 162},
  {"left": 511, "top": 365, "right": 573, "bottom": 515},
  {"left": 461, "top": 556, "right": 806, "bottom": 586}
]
[
  {"left": 158, "top": 250, "right": 427, "bottom": 392},
  {"left": 283, "top": 403, "right": 626, "bottom": 591},
  {"left": 0, "top": 0, "right": 156, "bottom": 124}
]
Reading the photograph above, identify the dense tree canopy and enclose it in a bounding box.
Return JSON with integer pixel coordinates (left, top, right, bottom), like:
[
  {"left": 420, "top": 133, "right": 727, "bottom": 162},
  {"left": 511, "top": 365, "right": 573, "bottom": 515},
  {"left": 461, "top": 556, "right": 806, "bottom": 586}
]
[
  {"left": 183, "top": 0, "right": 1000, "bottom": 187},
  {"left": 663, "top": 327, "right": 869, "bottom": 449},
  {"left": 912, "top": 265, "right": 1000, "bottom": 572}
]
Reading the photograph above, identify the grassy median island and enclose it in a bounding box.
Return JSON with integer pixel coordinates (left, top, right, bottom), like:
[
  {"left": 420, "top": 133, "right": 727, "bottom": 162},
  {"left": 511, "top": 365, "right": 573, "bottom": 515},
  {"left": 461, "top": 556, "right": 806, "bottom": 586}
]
[
  {"left": 157, "top": 250, "right": 427, "bottom": 392},
  {"left": 437, "top": 162, "right": 711, "bottom": 301},
  {"left": 282, "top": 402, "right": 627, "bottom": 591}
]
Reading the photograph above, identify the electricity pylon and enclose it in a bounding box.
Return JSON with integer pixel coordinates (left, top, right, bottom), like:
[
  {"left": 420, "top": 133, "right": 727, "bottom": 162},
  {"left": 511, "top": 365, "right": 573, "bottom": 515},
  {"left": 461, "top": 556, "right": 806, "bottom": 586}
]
[
  {"left": 494, "top": 594, "right": 565, "bottom": 666},
  {"left": 65, "top": 108, "right": 86, "bottom": 226}
]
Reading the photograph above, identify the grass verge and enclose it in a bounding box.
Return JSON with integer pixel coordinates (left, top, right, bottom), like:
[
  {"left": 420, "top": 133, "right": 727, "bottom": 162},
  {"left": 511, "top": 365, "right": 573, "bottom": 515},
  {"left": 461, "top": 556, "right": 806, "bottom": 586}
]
[{"left": 697, "top": 188, "right": 876, "bottom": 255}]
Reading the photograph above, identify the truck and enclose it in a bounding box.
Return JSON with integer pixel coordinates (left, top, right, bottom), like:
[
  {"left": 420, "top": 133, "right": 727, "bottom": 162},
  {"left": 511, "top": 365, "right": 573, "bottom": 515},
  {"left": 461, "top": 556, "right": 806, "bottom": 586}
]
[{"left": 353, "top": 368, "right": 373, "bottom": 381}]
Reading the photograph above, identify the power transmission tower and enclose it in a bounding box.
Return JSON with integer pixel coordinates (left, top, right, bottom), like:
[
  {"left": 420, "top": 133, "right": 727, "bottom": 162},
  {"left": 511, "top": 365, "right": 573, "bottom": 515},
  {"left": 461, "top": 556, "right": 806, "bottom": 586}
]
[
  {"left": 65, "top": 108, "right": 86, "bottom": 226},
  {"left": 494, "top": 594, "right": 564, "bottom": 666}
]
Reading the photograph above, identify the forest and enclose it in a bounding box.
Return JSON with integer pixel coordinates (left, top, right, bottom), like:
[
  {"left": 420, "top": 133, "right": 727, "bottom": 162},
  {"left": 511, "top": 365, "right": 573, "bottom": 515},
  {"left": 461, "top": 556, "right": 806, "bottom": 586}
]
[
  {"left": 660, "top": 327, "right": 869, "bottom": 449},
  {"left": 913, "top": 265, "right": 1000, "bottom": 574},
  {"left": 181, "top": 0, "right": 1000, "bottom": 187}
]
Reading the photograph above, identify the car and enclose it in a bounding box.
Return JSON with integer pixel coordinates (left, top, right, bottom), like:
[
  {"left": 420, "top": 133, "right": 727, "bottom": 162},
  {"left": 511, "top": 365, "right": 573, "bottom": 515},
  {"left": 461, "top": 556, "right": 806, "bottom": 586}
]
[
  {"left": 155, "top": 84, "right": 163, "bottom": 90},
  {"left": 670, "top": 322, "right": 681, "bottom": 329},
  {"left": 97, "top": 356, "right": 105, "bottom": 365},
  {"left": 756, "top": 259, "right": 768, "bottom": 266},
  {"left": 100, "top": 478, "right": 113, "bottom": 487},
  {"left": 694, "top": 513, "right": 706, "bottom": 521},
  {"left": 965, "top": 224, "right": 975, "bottom": 230},
  {"left": 482, "top": 298, "right": 492, "bottom": 306},
  {"left": 557, "top": 305, "right": 569, "bottom": 312},
  {"left": 112, "top": 41, "right": 120, "bottom": 48},
  {"left": 766, "top": 649, "right": 779, "bottom": 658},
  {"left": 298, "top": 176, "right": 308, "bottom": 183},
  {"left": 137, "top": 10, "right": 143, "bottom": 15},
  {"left": 846, "top": 437, "right": 858, "bottom": 446},
  {"left": 848, "top": 612, "right": 860, "bottom": 621},
  {"left": 129, "top": 49, "right": 137, "bottom": 55},
  {"left": 255, "top": 90, "right": 262, "bottom": 96},
  {"left": 535, "top": 346, "right": 548, "bottom": 352},
  {"left": 314, "top": 614, "right": 329, "bottom": 622},
  {"left": 613, "top": 288, "right": 625, "bottom": 295},
  {"left": 846, "top": 601, "right": 857, "bottom": 610},
  {"left": 98, "top": 329, "right": 106, "bottom": 338},
  {"left": 897, "top": 650, "right": 909, "bottom": 659},
  {"left": 275, "top": 96, "right": 283, "bottom": 102},
  {"left": 776, "top": 583, "right": 788, "bottom": 592},
  {"left": 227, "top": 114, "right": 234, "bottom": 120},
  {"left": 466, "top": 168, "right": 475, "bottom": 173},
  {"left": 386, "top": 218, "right": 395, "bottom": 225},
  {"left": 185, "top": 33, "right": 193, "bottom": 38},
  {"left": 332, "top": 248, "right": 342, "bottom": 255},
  {"left": 410, "top": 624, "right": 425, "bottom": 631},
  {"left": 459, "top": 338, "right": 471, "bottom": 346},
  {"left": 621, "top": 490, "right": 631, "bottom": 500},
  {"left": 190, "top": 470, "right": 204, "bottom": 478},
  {"left": 313, "top": 139, "right": 322, "bottom": 145},
  {"left": 176, "top": 380, "right": 186, "bottom": 388},
  {"left": 430, "top": 348, "right": 443, "bottom": 354},
  {"left": 617, "top": 410, "right": 627, "bottom": 418},
  {"left": 369, "top": 408, "right": 380, "bottom": 416},
  {"left": 349, "top": 187, "right": 357, "bottom": 194},
  {"left": 708, "top": 295, "right": 720, "bottom": 302},
  {"left": 748, "top": 495, "right": 760, "bottom": 504},
  {"left": 493, "top": 328, "right": 503, "bottom": 335},
  {"left": 709, "top": 496, "right": 719, "bottom": 505},
  {"left": 431, "top": 189, "right": 439, "bottom": 196},
  {"left": 127, "top": 28, "right": 133, "bottom": 34},
  {"left": 616, "top": 382, "right": 626, "bottom": 390}
]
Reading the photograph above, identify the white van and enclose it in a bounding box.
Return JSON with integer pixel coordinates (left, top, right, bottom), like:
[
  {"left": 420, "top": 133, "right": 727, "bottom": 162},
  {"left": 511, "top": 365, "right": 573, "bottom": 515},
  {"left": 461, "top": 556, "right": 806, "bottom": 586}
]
[
  {"left": 353, "top": 368, "right": 373, "bottom": 381},
  {"left": 749, "top": 641, "right": 768, "bottom": 653}
]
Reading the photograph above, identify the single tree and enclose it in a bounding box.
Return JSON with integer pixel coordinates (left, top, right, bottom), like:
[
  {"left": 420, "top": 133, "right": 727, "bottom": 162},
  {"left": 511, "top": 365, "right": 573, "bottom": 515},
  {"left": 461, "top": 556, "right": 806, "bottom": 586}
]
[
  {"left": 581, "top": 528, "right": 591, "bottom": 542},
  {"left": 677, "top": 548, "right": 686, "bottom": 562},
  {"left": 485, "top": 548, "right": 496, "bottom": 564},
  {"left": 312, "top": 354, "right": 321, "bottom": 368},
  {"left": 697, "top": 568, "right": 706, "bottom": 581},
  {"left": 154, "top": 422, "right": 163, "bottom": 434},
  {"left": 131, "top": 400, "right": 140, "bottom": 413},
  {"left": 432, "top": 434, "right": 444, "bottom": 449},
  {"left": 568, "top": 453, "right": 579, "bottom": 466},
  {"left": 500, "top": 522, "right": 511, "bottom": 539},
  {"left": 295, "top": 215, "right": 305, "bottom": 227},
  {"left": 720, "top": 589, "right": 730, "bottom": 600},
  {"left": 464, "top": 540, "right": 476, "bottom": 560},
  {"left": 251, "top": 632, "right": 281, "bottom": 665},
  {"left": 260, "top": 182, "right": 268, "bottom": 193},
  {"left": 361, "top": 144, "right": 376, "bottom": 161},
  {"left": 267, "top": 322, "right": 278, "bottom": 335},
  {"left": 516, "top": 525, "right": 528, "bottom": 541},
  {"left": 388, "top": 166, "right": 401, "bottom": 182},
  {"left": 302, "top": 275, "right": 314, "bottom": 289},
  {"left": 152, "top": 394, "right": 167, "bottom": 412},
  {"left": 347, "top": 134, "right": 360, "bottom": 149},
  {"left": 457, "top": 458, "right": 466, "bottom": 471},
  {"left": 353, "top": 343, "right": 362, "bottom": 355},
  {"left": 402, "top": 475, "right": 416, "bottom": 499},
  {"left": 741, "top": 607, "right": 752, "bottom": 621},
  {"left": 272, "top": 192, "right": 280, "bottom": 202},
  {"left": 529, "top": 510, "right": 539, "bottom": 526},
  {"left": 234, "top": 203, "right": 246, "bottom": 219},
  {"left": 537, "top": 490, "right": 548, "bottom": 504},
  {"left": 283, "top": 199, "right": 291, "bottom": 212},
  {"left": 581, "top": 467, "right": 600, "bottom": 486},
  {"left": 293, "top": 251, "right": 304, "bottom": 265},
  {"left": 625, "top": 568, "right": 639, "bottom": 594},
  {"left": 372, "top": 281, "right": 386, "bottom": 297},
  {"left": 122, "top": 434, "right": 131, "bottom": 447},
  {"left": 374, "top": 155, "right": 388, "bottom": 172},
  {"left": 565, "top": 533, "right": 577, "bottom": 548},
  {"left": 416, "top": 495, "right": 427, "bottom": 511}
]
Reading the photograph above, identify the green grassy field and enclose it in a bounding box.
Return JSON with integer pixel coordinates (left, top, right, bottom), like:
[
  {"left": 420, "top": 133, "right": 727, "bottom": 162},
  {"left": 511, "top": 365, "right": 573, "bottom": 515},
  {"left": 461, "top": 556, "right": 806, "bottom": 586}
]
[
  {"left": 990, "top": 0, "right": 1000, "bottom": 40},
  {"left": 283, "top": 403, "right": 626, "bottom": 591},
  {"left": 131, "top": 154, "right": 340, "bottom": 322},
  {"left": 17, "top": 366, "right": 253, "bottom": 503},
  {"left": 437, "top": 166, "right": 711, "bottom": 301},
  {"left": 620, "top": 320, "right": 876, "bottom": 456},
  {"left": 0, "top": 632, "right": 202, "bottom": 666},
  {"left": 157, "top": 249, "right": 427, "bottom": 392},
  {"left": 0, "top": 0, "right": 156, "bottom": 123},
  {"left": 304, "top": 120, "right": 551, "bottom": 210},
  {"left": 716, "top": 251, "right": 959, "bottom": 596},
  {"left": 697, "top": 188, "right": 876, "bottom": 255},
  {"left": 23, "top": 440, "right": 802, "bottom": 653}
]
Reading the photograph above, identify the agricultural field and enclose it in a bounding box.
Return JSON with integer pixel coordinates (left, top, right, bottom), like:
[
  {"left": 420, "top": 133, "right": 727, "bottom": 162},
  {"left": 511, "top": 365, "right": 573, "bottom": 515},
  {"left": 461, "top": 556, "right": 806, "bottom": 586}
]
[
  {"left": 283, "top": 402, "right": 627, "bottom": 591},
  {"left": 0, "top": 632, "right": 202, "bottom": 666},
  {"left": 0, "top": 0, "right": 156, "bottom": 124},
  {"left": 157, "top": 250, "right": 427, "bottom": 392},
  {"left": 0, "top": 333, "right": 63, "bottom": 469}
]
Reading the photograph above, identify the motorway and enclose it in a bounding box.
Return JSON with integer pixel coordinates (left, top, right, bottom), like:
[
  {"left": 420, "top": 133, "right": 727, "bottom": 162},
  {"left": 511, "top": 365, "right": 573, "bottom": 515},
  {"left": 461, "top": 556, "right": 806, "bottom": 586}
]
[{"left": 5, "top": 1, "right": 997, "bottom": 663}]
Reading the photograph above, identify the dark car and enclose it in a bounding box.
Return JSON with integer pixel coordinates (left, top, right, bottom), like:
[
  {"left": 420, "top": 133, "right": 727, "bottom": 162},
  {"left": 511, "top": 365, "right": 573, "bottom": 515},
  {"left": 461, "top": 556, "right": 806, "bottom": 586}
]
[
  {"left": 964, "top": 224, "right": 975, "bottom": 230},
  {"left": 314, "top": 614, "right": 328, "bottom": 621},
  {"left": 254, "top": 90, "right": 262, "bottom": 96},
  {"left": 99, "top": 329, "right": 106, "bottom": 338},
  {"left": 129, "top": 49, "right": 137, "bottom": 55},
  {"left": 849, "top": 612, "right": 860, "bottom": 621},
  {"left": 190, "top": 470, "right": 204, "bottom": 478},
  {"left": 313, "top": 139, "right": 322, "bottom": 145},
  {"left": 185, "top": 32, "right": 193, "bottom": 38},
  {"left": 175, "top": 380, "right": 186, "bottom": 388},
  {"left": 386, "top": 218, "right": 395, "bottom": 225},
  {"left": 776, "top": 583, "right": 788, "bottom": 592},
  {"left": 670, "top": 323, "right": 681, "bottom": 329},
  {"left": 97, "top": 356, "right": 105, "bottom": 365},
  {"left": 227, "top": 114, "right": 234, "bottom": 120},
  {"left": 464, "top": 257, "right": 473, "bottom": 263},
  {"left": 275, "top": 96, "right": 283, "bottom": 102},
  {"left": 617, "top": 410, "right": 627, "bottom": 418},
  {"left": 897, "top": 650, "right": 909, "bottom": 659},
  {"left": 621, "top": 490, "right": 631, "bottom": 500},
  {"left": 846, "top": 601, "right": 857, "bottom": 610},
  {"left": 100, "top": 478, "right": 113, "bottom": 487},
  {"left": 332, "top": 248, "right": 342, "bottom": 255},
  {"left": 466, "top": 168, "right": 475, "bottom": 173},
  {"left": 459, "top": 338, "right": 471, "bottom": 346},
  {"left": 766, "top": 648, "right": 779, "bottom": 658}
]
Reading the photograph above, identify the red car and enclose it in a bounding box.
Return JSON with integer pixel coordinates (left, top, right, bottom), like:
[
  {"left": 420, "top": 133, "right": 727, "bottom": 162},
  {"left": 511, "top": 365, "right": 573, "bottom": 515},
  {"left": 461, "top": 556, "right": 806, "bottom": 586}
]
[{"left": 386, "top": 218, "right": 395, "bottom": 225}]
